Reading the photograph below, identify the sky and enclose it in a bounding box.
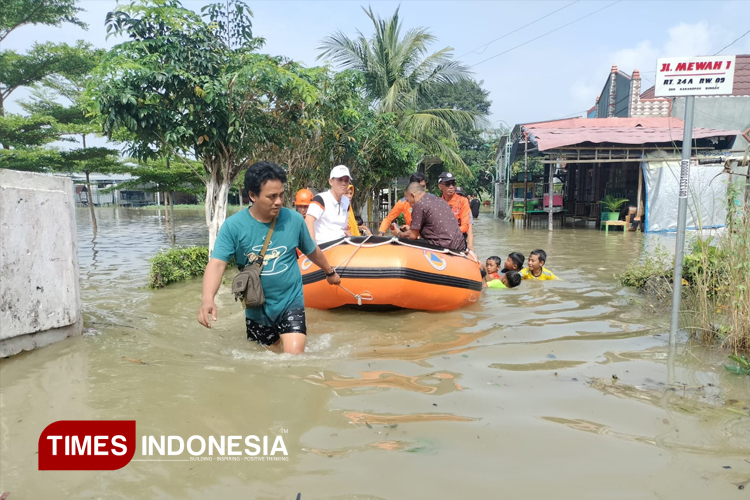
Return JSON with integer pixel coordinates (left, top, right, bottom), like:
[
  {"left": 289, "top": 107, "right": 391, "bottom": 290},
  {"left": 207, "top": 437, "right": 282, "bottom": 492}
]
[{"left": 5, "top": 0, "right": 750, "bottom": 128}]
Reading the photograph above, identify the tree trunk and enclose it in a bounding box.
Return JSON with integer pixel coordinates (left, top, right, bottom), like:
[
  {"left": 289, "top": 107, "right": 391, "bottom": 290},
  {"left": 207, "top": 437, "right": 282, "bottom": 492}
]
[
  {"left": 164, "top": 191, "right": 170, "bottom": 223},
  {"left": 86, "top": 170, "right": 97, "bottom": 237},
  {"left": 170, "top": 190, "right": 176, "bottom": 245}
]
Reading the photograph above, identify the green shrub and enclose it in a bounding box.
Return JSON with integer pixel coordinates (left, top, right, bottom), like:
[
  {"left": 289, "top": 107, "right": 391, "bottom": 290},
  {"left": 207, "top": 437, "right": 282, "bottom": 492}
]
[
  {"left": 148, "top": 246, "right": 210, "bottom": 288},
  {"left": 619, "top": 244, "right": 672, "bottom": 289}
]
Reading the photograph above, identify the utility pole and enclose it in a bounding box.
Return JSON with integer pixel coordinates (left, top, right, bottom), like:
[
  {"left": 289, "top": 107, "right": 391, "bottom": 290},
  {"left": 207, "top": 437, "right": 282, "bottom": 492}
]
[{"left": 669, "top": 95, "right": 695, "bottom": 347}]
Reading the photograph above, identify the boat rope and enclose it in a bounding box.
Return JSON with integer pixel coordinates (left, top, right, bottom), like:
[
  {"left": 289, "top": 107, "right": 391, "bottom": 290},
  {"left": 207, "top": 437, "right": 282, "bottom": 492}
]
[
  {"left": 336, "top": 234, "right": 373, "bottom": 270},
  {"left": 337, "top": 284, "right": 374, "bottom": 306}
]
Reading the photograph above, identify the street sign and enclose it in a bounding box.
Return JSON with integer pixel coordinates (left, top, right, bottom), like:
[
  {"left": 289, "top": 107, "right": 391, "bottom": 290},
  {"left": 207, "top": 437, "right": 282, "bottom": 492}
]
[{"left": 655, "top": 55, "right": 736, "bottom": 97}]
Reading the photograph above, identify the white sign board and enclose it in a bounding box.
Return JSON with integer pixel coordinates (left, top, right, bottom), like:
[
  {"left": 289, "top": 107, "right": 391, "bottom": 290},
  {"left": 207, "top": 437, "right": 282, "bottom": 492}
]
[{"left": 654, "top": 55, "right": 735, "bottom": 97}]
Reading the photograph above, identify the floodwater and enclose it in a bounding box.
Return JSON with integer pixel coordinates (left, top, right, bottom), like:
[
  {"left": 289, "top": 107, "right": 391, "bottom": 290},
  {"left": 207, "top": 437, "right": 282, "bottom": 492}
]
[{"left": 1, "top": 206, "right": 749, "bottom": 499}]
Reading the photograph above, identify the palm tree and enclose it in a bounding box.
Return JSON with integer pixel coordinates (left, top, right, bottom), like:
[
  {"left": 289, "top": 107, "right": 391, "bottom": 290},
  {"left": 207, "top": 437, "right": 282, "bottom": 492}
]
[{"left": 317, "top": 6, "right": 483, "bottom": 169}]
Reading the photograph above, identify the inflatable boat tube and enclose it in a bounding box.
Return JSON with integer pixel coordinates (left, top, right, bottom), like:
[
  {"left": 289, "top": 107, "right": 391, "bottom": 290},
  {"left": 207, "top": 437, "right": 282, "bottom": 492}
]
[{"left": 299, "top": 236, "right": 482, "bottom": 311}]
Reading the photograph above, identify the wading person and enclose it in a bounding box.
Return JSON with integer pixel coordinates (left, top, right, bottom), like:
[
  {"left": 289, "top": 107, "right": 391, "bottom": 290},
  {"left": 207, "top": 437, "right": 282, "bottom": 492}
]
[
  {"left": 437, "top": 172, "right": 472, "bottom": 252},
  {"left": 378, "top": 172, "right": 427, "bottom": 236},
  {"left": 305, "top": 165, "right": 351, "bottom": 245},
  {"left": 198, "top": 162, "right": 340, "bottom": 354},
  {"left": 392, "top": 182, "right": 466, "bottom": 252}
]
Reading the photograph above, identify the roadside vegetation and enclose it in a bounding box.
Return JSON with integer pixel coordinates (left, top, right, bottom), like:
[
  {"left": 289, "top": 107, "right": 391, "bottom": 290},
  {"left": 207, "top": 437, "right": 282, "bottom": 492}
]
[{"left": 619, "top": 195, "right": 750, "bottom": 353}]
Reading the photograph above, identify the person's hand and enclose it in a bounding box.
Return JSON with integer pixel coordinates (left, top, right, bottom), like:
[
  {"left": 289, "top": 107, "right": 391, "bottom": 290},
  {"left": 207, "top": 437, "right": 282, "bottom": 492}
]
[
  {"left": 325, "top": 270, "right": 341, "bottom": 286},
  {"left": 378, "top": 231, "right": 385, "bottom": 236},
  {"left": 198, "top": 300, "right": 218, "bottom": 328},
  {"left": 344, "top": 229, "right": 353, "bottom": 237},
  {"left": 400, "top": 225, "right": 409, "bottom": 232}
]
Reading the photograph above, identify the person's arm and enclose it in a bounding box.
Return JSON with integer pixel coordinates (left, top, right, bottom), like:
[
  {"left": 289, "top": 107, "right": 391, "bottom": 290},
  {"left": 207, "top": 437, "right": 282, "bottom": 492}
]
[
  {"left": 394, "top": 227, "right": 420, "bottom": 240},
  {"left": 198, "top": 258, "right": 228, "bottom": 328},
  {"left": 305, "top": 214, "right": 316, "bottom": 243},
  {"left": 466, "top": 223, "right": 474, "bottom": 253},
  {"left": 305, "top": 247, "right": 341, "bottom": 285},
  {"left": 378, "top": 200, "right": 405, "bottom": 235},
  {"left": 458, "top": 199, "right": 471, "bottom": 234}
]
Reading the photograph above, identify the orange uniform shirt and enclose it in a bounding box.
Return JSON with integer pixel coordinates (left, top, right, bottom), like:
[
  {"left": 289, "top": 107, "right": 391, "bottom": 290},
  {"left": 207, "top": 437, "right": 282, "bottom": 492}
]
[
  {"left": 378, "top": 198, "right": 413, "bottom": 234},
  {"left": 444, "top": 194, "right": 471, "bottom": 234}
]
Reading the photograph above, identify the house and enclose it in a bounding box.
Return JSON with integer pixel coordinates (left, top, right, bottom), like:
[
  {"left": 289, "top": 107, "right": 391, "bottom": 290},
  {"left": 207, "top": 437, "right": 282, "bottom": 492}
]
[
  {"left": 67, "top": 173, "right": 157, "bottom": 207},
  {"left": 589, "top": 56, "right": 750, "bottom": 148},
  {"left": 496, "top": 117, "right": 742, "bottom": 232}
]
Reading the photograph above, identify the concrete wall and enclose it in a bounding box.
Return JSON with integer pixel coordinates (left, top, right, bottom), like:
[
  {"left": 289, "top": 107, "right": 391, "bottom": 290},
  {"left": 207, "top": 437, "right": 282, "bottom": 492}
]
[
  {"left": 0, "top": 169, "right": 82, "bottom": 357},
  {"left": 671, "top": 96, "right": 750, "bottom": 149}
]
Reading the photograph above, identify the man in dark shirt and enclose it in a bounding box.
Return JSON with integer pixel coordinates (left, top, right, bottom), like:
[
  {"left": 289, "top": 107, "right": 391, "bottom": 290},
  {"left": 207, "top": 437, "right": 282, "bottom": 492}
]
[
  {"left": 469, "top": 194, "right": 481, "bottom": 219},
  {"left": 391, "top": 182, "right": 467, "bottom": 252}
]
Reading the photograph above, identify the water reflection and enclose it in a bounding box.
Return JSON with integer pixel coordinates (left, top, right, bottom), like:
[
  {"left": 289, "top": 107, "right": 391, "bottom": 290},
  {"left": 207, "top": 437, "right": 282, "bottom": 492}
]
[{"left": 0, "top": 207, "right": 748, "bottom": 499}]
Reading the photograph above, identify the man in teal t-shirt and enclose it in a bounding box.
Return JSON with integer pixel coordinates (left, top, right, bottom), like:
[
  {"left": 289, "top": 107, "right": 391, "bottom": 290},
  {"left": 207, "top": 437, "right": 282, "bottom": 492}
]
[{"left": 198, "top": 162, "right": 341, "bottom": 354}]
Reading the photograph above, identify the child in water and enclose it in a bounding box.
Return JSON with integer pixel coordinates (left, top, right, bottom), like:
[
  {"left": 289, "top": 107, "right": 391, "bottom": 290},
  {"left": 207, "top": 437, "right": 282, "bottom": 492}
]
[
  {"left": 520, "top": 249, "right": 559, "bottom": 281},
  {"left": 502, "top": 251, "right": 525, "bottom": 275},
  {"left": 484, "top": 256, "right": 503, "bottom": 282},
  {"left": 486, "top": 270, "right": 522, "bottom": 288}
]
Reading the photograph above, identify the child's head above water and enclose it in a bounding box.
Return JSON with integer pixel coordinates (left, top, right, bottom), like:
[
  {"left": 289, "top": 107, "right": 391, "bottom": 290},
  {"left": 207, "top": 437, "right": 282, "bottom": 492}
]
[
  {"left": 502, "top": 270, "right": 522, "bottom": 288},
  {"left": 528, "top": 249, "right": 547, "bottom": 273},
  {"left": 504, "top": 252, "right": 525, "bottom": 272},
  {"left": 486, "top": 256, "right": 502, "bottom": 274}
]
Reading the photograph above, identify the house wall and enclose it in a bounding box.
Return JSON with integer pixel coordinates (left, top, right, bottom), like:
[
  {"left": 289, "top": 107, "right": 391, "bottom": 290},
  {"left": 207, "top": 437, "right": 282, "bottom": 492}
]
[
  {"left": 671, "top": 96, "right": 750, "bottom": 148},
  {"left": 0, "top": 170, "right": 82, "bottom": 357}
]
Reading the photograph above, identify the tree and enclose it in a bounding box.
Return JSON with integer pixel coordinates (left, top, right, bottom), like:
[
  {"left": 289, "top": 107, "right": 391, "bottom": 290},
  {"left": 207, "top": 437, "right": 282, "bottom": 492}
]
[
  {"left": 17, "top": 46, "right": 116, "bottom": 234},
  {"left": 88, "top": 0, "right": 318, "bottom": 252},
  {"left": 317, "top": 6, "right": 482, "bottom": 168},
  {"left": 0, "top": 0, "right": 85, "bottom": 43}
]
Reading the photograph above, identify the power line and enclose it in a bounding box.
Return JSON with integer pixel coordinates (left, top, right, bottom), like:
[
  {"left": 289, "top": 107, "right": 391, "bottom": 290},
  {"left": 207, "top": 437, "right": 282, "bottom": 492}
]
[
  {"left": 469, "top": 1, "right": 623, "bottom": 68},
  {"left": 457, "top": 1, "right": 580, "bottom": 59},
  {"left": 713, "top": 28, "right": 750, "bottom": 55}
]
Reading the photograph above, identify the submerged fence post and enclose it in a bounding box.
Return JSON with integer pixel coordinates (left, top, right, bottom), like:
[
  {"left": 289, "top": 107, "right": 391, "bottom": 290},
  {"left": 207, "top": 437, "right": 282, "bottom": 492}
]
[{"left": 669, "top": 95, "right": 695, "bottom": 347}]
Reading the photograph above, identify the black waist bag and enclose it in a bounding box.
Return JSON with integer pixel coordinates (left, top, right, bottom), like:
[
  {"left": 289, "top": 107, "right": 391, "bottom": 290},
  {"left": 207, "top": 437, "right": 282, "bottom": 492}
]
[{"left": 231, "top": 216, "right": 276, "bottom": 309}]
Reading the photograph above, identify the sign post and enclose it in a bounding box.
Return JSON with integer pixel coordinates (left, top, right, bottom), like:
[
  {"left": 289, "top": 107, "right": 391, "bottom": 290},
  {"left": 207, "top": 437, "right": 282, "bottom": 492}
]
[{"left": 654, "top": 55, "right": 735, "bottom": 348}]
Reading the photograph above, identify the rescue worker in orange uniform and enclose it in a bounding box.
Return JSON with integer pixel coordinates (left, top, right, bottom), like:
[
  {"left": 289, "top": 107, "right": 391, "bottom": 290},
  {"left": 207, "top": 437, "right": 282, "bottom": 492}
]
[
  {"left": 294, "top": 188, "right": 314, "bottom": 217},
  {"left": 437, "top": 171, "right": 473, "bottom": 253},
  {"left": 377, "top": 172, "right": 427, "bottom": 236}
]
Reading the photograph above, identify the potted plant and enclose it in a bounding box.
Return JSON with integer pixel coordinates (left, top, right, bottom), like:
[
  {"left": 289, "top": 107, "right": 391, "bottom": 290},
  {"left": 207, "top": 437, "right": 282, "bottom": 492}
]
[{"left": 600, "top": 195, "right": 629, "bottom": 221}]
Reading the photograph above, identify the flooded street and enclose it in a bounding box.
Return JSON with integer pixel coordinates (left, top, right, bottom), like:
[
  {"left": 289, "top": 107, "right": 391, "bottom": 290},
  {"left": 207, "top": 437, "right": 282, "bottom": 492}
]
[{"left": 1, "top": 207, "right": 749, "bottom": 499}]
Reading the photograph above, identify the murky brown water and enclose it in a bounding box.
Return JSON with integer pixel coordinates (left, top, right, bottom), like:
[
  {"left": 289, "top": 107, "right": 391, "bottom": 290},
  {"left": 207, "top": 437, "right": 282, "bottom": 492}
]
[{"left": 1, "top": 207, "right": 749, "bottom": 499}]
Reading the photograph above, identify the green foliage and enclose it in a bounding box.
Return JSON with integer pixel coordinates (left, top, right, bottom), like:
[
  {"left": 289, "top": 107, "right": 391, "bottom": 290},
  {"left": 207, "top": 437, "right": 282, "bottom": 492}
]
[
  {"left": 317, "top": 6, "right": 482, "bottom": 168},
  {"left": 0, "top": 113, "right": 63, "bottom": 149},
  {"left": 600, "top": 194, "right": 629, "bottom": 213},
  {"left": 88, "top": 0, "right": 319, "bottom": 250},
  {"left": 0, "top": 0, "right": 85, "bottom": 43},
  {"left": 116, "top": 157, "right": 205, "bottom": 195},
  {"left": 619, "top": 245, "right": 672, "bottom": 290},
  {"left": 420, "top": 79, "right": 500, "bottom": 198},
  {"left": 724, "top": 354, "right": 750, "bottom": 375},
  {"left": 1, "top": 41, "right": 95, "bottom": 113},
  {"left": 0, "top": 146, "right": 62, "bottom": 171},
  {"left": 148, "top": 246, "right": 209, "bottom": 288}
]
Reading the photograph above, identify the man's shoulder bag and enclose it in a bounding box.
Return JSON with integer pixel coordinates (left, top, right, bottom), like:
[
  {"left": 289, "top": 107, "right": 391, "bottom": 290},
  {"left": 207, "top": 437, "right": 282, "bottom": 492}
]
[{"left": 231, "top": 216, "right": 277, "bottom": 309}]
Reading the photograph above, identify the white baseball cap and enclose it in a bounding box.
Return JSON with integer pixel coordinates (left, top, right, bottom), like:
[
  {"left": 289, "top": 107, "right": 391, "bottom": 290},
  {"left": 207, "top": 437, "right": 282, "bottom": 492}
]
[{"left": 329, "top": 165, "right": 352, "bottom": 180}]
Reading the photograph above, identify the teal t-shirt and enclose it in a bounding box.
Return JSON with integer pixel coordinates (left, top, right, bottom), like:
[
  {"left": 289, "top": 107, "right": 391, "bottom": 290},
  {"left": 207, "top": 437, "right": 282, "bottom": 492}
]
[{"left": 212, "top": 208, "right": 317, "bottom": 325}]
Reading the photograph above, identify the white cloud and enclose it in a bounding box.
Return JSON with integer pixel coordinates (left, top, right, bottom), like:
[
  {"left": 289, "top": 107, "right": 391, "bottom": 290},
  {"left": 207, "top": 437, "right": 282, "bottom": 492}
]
[
  {"left": 567, "top": 20, "right": 734, "bottom": 110},
  {"left": 664, "top": 22, "right": 713, "bottom": 57}
]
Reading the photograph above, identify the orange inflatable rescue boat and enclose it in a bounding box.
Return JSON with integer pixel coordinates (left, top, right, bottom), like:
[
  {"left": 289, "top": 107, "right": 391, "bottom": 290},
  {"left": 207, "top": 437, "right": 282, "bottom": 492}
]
[{"left": 299, "top": 236, "right": 482, "bottom": 311}]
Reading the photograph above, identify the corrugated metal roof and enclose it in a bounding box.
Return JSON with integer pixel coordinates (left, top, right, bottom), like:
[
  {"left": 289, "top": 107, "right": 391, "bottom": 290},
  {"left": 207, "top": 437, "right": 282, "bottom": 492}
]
[{"left": 521, "top": 117, "right": 738, "bottom": 151}]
